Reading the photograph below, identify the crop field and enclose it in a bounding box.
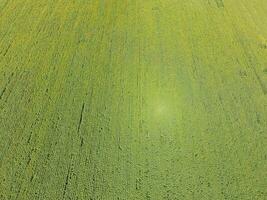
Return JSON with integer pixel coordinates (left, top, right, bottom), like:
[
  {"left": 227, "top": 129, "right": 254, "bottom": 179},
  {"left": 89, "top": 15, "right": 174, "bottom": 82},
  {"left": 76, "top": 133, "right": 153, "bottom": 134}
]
[{"left": 0, "top": 0, "right": 267, "bottom": 199}]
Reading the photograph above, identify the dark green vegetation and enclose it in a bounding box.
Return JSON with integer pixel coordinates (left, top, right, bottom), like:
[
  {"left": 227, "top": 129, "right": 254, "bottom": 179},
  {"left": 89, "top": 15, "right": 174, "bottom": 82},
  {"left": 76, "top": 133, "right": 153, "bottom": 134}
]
[{"left": 0, "top": 0, "right": 267, "bottom": 199}]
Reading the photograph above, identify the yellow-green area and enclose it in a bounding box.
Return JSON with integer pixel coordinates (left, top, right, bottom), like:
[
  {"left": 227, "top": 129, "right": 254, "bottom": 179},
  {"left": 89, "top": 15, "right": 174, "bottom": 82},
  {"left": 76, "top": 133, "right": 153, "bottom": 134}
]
[{"left": 0, "top": 0, "right": 267, "bottom": 199}]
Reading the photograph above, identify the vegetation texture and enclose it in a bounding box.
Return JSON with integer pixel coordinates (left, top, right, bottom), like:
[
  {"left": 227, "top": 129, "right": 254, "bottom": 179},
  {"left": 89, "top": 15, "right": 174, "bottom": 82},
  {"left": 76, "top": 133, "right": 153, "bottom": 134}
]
[{"left": 0, "top": 0, "right": 267, "bottom": 199}]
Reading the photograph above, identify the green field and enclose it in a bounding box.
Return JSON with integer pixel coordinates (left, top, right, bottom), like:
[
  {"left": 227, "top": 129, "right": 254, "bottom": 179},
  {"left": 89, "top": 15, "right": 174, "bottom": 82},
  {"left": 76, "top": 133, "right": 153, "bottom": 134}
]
[{"left": 0, "top": 0, "right": 267, "bottom": 199}]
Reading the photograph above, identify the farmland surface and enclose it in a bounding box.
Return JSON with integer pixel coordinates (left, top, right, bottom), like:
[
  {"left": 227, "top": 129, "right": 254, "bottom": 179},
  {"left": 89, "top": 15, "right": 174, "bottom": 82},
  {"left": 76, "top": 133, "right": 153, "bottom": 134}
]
[{"left": 0, "top": 0, "right": 267, "bottom": 199}]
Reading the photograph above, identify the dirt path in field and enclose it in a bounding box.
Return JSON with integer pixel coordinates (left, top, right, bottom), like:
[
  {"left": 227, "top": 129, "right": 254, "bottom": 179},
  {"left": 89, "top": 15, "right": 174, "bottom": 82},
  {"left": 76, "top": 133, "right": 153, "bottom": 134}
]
[{"left": 0, "top": 0, "right": 267, "bottom": 199}]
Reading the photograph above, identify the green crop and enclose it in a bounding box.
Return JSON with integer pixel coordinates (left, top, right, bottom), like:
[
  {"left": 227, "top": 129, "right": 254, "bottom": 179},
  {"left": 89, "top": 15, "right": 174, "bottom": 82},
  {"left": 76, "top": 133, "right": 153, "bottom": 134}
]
[{"left": 0, "top": 0, "right": 266, "bottom": 199}]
